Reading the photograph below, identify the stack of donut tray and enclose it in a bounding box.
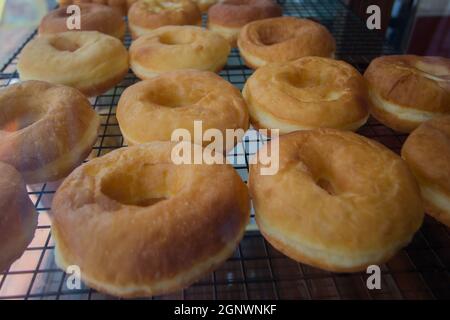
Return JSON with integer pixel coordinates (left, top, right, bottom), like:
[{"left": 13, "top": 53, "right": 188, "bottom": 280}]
[{"left": 1, "top": 0, "right": 449, "bottom": 300}]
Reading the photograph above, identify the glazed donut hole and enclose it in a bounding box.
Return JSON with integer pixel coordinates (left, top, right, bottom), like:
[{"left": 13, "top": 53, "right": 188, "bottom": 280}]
[{"left": 100, "top": 164, "right": 185, "bottom": 207}]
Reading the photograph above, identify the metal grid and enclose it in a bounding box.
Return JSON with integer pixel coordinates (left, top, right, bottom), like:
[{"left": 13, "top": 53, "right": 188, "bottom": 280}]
[{"left": 0, "top": 0, "right": 449, "bottom": 300}]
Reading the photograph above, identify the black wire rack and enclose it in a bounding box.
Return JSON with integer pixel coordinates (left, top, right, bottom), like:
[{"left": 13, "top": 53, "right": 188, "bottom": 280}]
[{"left": 1, "top": 0, "right": 449, "bottom": 300}]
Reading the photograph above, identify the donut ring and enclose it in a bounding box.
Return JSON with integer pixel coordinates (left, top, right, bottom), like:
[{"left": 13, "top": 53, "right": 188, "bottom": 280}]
[
  {"left": 207, "top": 0, "right": 282, "bottom": 47},
  {"left": 117, "top": 70, "right": 249, "bottom": 152},
  {"left": 364, "top": 55, "right": 450, "bottom": 133},
  {"left": 249, "top": 129, "right": 424, "bottom": 272},
  {"left": 128, "top": 0, "right": 202, "bottom": 39},
  {"left": 130, "top": 26, "right": 231, "bottom": 79},
  {"left": 18, "top": 31, "right": 129, "bottom": 97},
  {"left": 39, "top": 3, "right": 126, "bottom": 39},
  {"left": 242, "top": 57, "right": 370, "bottom": 134},
  {"left": 238, "top": 17, "right": 336, "bottom": 69},
  {"left": 0, "top": 162, "right": 38, "bottom": 272},
  {"left": 0, "top": 81, "right": 100, "bottom": 184},
  {"left": 402, "top": 116, "right": 450, "bottom": 227},
  {"left": 51, "top": 142, "right": 250, "bottom": 297},
  {"left": 57, "top": 0, "right": 130, "bottom": 16}
]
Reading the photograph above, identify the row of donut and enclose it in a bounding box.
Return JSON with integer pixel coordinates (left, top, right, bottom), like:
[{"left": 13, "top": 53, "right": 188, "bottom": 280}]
[
  {"left": 54, "top": 0, "right": 284, "bottom": 45},
  {"left": 1, "top": 93, "right": 449, "bottom": 297}
]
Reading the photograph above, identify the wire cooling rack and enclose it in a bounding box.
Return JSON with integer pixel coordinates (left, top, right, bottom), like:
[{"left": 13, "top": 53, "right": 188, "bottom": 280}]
[{"left": 1, "top": 0, "right": 449, "bottom": 300}]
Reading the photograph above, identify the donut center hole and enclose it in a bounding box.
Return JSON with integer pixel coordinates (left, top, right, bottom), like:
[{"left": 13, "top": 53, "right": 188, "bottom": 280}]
[
  {"left": 101, "top": 164, "right": 177, "bottom": 207},
  {"left": 256, "top": 26, "right": 293, "bottom": 45},
  {"left": 0, "top": 106, "right": 45, "bottom": 132},
  {"left": 316, "top": 178, "right": 335, "bottom": 195},
  {"left": 146, "top": 87, "right": 203, "bottom": 108},
  {"left": 50, "top": 37, "right": 80, "bottom": 52},
  {"left": 159, "top": 33, "right": 195, "bottom": 45}
]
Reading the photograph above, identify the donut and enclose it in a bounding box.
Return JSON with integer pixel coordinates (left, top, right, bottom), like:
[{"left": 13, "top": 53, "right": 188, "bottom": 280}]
[
  {"left": 207, "top": 0, "right": 282, "bottom": 47},
  {"left": 51, "top": 142, "right": 250, "bottom": 297},
  {"left": 117, "top": 70, "right": 249, "bottom": 151},
  {"left": 364, "top": 55, "right": 450, "bottom": 133},
  {"left": 402, "top": 116, "right": 450, "bottom": 227},
  {"left": 39, "top": 3, "right": 126, "bottom": 39},
  {"left": 0, "top": 162, "right": 38, "bottom": 272},
  {"left": 128, "top": 0, "right": 202, "bottom": 39},
  {"left": 57, "top": 0, "right": 130, "bottom": 15},
  {"left": 0, "top": 81, "right": 100, "bottom": 184},
  {"left": 17, "top": 31, "right": 129, "bottom": 97},
  {"left": 242, "top": 57, "right": 370, "bottom": 133},
  {"left": 238, "top": 17, "right": 336, "bottom": 69},
  {"left": 130, "top": 26, "right": 231, "bottom": 79},
  {"left": 249, "top": 129, "right": 424, "bottom": 272},
  {"left": 194, "top": 0, "right": 217, "bottom": 12}
]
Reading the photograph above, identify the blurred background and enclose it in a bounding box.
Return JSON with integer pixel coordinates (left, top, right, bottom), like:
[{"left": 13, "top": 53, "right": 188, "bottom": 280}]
[{"left": 0, "top": 0, "right": 449, "bottom": 67}]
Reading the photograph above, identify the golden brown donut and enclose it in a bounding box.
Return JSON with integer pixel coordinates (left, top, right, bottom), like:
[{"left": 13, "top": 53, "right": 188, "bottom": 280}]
[
  {"left": 128, "top": 0, "right": 202, "bottom": 39},
  {"left": 364, "top": 55, "right": 450, "bottom": 133},
  {"left": 238, "top": 17, "right": 336, "bottom": 69},
  {"left": 130, "top": 26, "right": 230, "bottom": 79},
  {"left": 402, "top": 116, "right": 450, "bottom": 227},
  {"left": 0, "top": 162, "right": 38, "bottom": 272},
  {"left": 0, "top": 81, "right": 100, "bottom": 184},
  {"left": 249, "top": 129, "right": 424, "bottom": 272},
  {"left": 242, "top": 57, "right": 370, "bottom": 133},
  {"left": 18, "top": 31, "right": 129, "bottom": 97},
  {"left": 117, "top": 70, "right": 249, "bottom": 152},
  {"left": 39, "top": 3, "right": 126, "bottom": 39},
  {"left": 207, "top": 0, "right": 282, "bottom": 47},
  {"left": 57, "top": 0, "right": 129, "bottom": 15},
  {"left": 51, "top": 142, "right": 250, "bottom": 297}
]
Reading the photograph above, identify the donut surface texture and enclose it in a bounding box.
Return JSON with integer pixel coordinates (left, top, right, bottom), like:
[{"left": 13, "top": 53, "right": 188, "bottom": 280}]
[
  {"left": 117, "top": 70, "right": 249, "bottom": 152},
  {"left": 130, "top": 26, "right": 230, "bottom": 79},
  {"left": 18, "top": 31, "right": 129, "bottom": 97},
  {"left": 402, "top": 116, "right": 450, "bottom": 226},
  {"left": 249, "top": 129, "right": 424, "bottom": 272},
  {"left": 128, "top": 0, "right": 202, "bottom": 39},
  {"left": 0, "top": 81, "right": 100, "bottom": 184},
  {"left": 207, "top": 0, "right": 282, "bottom": 47},
  {"left": 242, "top": 57, "right": 370, "bottom": 133},
  {"left": 364, "top": 55, "right": 450, "bottom": 133},
  {"left": 52, "top": 142, "right": 250, "bottom": 297},
  {"left": 238, "top": 16, "right": 336, "bottom": 69}
]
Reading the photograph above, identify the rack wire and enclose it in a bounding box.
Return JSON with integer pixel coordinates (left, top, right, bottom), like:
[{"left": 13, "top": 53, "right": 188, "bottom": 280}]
[{"left": 0, "top": 0, "right": 449, "bottom": 300}]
